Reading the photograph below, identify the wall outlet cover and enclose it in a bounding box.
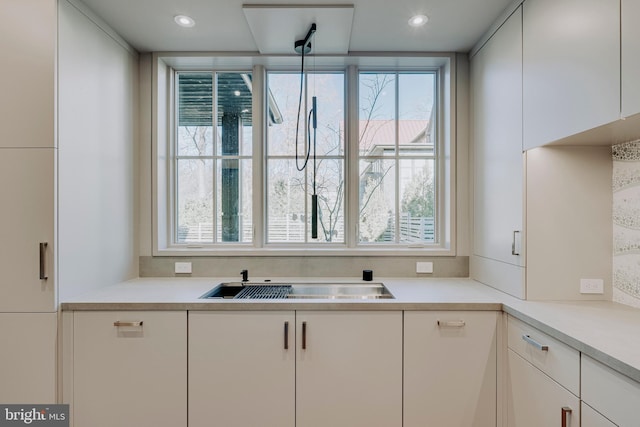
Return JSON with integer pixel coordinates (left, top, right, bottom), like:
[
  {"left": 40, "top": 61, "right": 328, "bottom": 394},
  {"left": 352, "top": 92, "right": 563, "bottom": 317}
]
[
  {"left": 175, "top": 262, "right": 192, "bottom": 274},
  {"left": 416, "top": 262, "right": 434, "bottom": 274},
  {"left": 580, "top": 278, "right": 604, "bottom": 294}
]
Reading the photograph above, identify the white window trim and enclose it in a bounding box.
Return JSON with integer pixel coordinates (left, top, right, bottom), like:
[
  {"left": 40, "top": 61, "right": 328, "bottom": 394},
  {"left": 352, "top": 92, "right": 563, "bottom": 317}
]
[{"left": 151, "top": 53, "right": 457, "bottom": 257}]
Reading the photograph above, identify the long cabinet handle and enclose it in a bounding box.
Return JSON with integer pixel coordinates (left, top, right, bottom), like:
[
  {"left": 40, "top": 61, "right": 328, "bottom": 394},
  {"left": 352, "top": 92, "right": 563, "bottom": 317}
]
[
  {"left": 512, "top": 230, "right": 521, "bottom": 256},
  {"left": 284, "top": 321, "right": 289, "bottom": 350},
  {"left": 561, "top": 407, "right": 572, "bottom": 427},
  {"left": 437, "top": 320, "right": 466, "bottom": 327},
  {"left": 39, "top": 242, "right": 48, "bottom": 280},
  {"left": 113, "top": 321, "right": 143, "bottom": 327},
  {"left": 522, "top": 334, "right": 549, "bottom": 351},
  {"left": 302, "top": 321, "right": 307, "bottom": 350}
]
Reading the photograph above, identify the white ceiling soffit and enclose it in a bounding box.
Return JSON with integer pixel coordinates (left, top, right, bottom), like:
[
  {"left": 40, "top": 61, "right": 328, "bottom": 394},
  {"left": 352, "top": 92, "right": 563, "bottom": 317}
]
[{"left": 242, "top": 4, "right": 354, "bottom": 54}]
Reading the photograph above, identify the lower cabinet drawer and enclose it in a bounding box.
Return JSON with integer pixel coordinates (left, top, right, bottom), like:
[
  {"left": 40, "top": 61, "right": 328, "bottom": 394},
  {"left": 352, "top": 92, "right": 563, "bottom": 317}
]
[
  {"left": 582, "top": 355, "right": 640, "bottom": 426},
  {"left": 507, "top": 315, "right": 579, "bottom": 395}
]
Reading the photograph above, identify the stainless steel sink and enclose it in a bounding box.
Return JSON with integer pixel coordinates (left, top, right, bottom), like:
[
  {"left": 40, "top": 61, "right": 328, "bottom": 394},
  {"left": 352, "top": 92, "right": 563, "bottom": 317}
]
[{"left": 200, "top": 282, "right": 394, "bottom": 300}]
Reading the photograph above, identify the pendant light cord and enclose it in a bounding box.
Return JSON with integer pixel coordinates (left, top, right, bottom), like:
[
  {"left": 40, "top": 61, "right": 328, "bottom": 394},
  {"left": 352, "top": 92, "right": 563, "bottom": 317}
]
[{"left": 295, "top": 47, "right": 311, "bottom": 171}]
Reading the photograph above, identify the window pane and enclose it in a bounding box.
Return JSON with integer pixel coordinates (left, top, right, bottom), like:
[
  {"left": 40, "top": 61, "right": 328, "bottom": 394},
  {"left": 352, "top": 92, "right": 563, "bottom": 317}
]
[
  {"left": 216, "top": 73, "right": 253, "bottom": 156},
  {"left": 177, "top": 73, "right": 213, "bottom": 156},
  {"left": 216, "top": 159, "right": 252, "bottom": 243},
  {"left": 359, "top": 159, "right": 395, "bottom": 242},
  {"left": 267, "top": 159, "right": 307, "bottom": 242},
  {"left": 267, "top": 73, "right": 302, "bottom": 157},
  {"left": 177, "top": 159, "right": 213, "bottom": 243},
  {"left": 306, "top": 73, "right": 345, "bottom": 156},
  {"left": 311, "top": 158, "right": 345, "bottom": 243},
  {"left": 399, "top": 159, "right": 435, "bottom": 243},
  {"left": 359, "top": 73, "right": 396, "bottom": 157},
  {"left": 399, "top": 73, "right": 435, "bottom": 156}
]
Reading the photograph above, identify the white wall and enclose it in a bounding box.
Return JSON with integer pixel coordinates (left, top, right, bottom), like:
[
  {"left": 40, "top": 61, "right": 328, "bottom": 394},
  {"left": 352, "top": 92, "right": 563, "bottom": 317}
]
[{"left": 58, "top": 0, "right": 139, "bottom": 300}]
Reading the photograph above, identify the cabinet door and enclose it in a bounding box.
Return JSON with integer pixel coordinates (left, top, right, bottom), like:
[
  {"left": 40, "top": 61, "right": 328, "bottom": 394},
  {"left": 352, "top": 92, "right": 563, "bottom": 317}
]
[
  {"left": 404, "top": 311, "right": 497, "bottom": 427},
  {"left": 189, "top": 311, "right": 295, "bottom": 427},
  {"left": 296, "top": 311, "right": 402, "bottom": 427},
  {"left": 582, "top": 403, "right": 617, "bottom": 427},
  {"left": 523, "top": 0, "right": 620, "bottom": 148},
  {"left": 472, "top": 8, "right": 524, "bottom": 269},
  {"left": 622, "top": 0, "right": 640, "bottom": 118},
  {"left": 0, "top": 313, "right": 56, "bottom": 403},
  {"left": 507, "top": 349, "right": 579, "bottom": 427},
  {"left": 0, "top": 0, "right": 56, "bottom": 148},
  {"left": 0, "top": 149, "right": 55, "bottom": 312},
  {"left": 73, "top": 311, "right": 187, "bottom": 427}
]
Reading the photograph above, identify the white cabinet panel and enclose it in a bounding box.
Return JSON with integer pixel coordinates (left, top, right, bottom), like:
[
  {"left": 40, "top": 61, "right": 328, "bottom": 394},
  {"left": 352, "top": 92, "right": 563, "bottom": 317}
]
[
  {"left": 0, "top": 0, "right": 56, "bottom": 148},
  {"left": 582, "top": 355, "right": 640, "bottom": 426},
  {"left": 189, "top": 311, "right": 295, "bottom": 427},
  {"left": 0, "top": 313, "right": 56, "bottom": 403},
  {"left": 404, "top": 311, "right": 497, "bottom": 427},
  {"left": 0, "top": 149, "right": 55, "bottom": 312},
  {"left": 73, "top": 311, "right": 187, "bottom": 427},
  {"left": 523, "top": 0, "right": 620, "bottom": 148},
  {"left": 507, "top": 349, "right": 579, "bottom": 427},
  {"left": 472, "top": 7, "right": 524, "bottom": 269},
  {"left": 296, "top": 311, "right": 402, "bottom": 427},
  {"left": 622, "top": 0, "right": 640, "bottom": 118},
  {"left": 582, "top": 403, "right": 617, "bottom": 427}
]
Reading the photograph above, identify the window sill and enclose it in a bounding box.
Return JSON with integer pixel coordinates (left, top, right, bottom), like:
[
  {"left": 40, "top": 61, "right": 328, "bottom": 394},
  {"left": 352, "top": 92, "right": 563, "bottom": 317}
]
[{"left": 154, "top": 245, "right": 455, "bottom": 257}]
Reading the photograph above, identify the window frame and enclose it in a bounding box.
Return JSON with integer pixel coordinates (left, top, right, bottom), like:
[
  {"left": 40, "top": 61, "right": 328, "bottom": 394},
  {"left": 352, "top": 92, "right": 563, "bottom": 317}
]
[{"left": 152, "top": 54, "right": 456, "bottom": 256}]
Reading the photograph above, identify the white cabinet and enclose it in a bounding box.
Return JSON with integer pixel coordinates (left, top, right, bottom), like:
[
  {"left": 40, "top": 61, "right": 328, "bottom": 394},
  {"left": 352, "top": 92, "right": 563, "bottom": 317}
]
[
  {"left": 404, "top": 311, "right": 497, "bottom": 427},
  {"left": 507, "top": 316, "right": 580, "bottom": 427},
  {"left": 507, "top": 349, "right": 579, "bottom": 427},
  {"left": 522, "top": 0, "right": 620, "bottom": 149},
  {"left": 0, "top": 313, "right": 57, "bottom": 403},
  {"left": 189, "top": 311, "right": 295, "bottom": 427},
  {"left": 622, "top": 0, "right": 640, "bottom": 118},
  {"left": 582, "top": 403, "right": 617, "bottom": 427},
  {"left": 189, "top": 310, "right": 402, "bottom": 427},
  {"left": 72, "top": 311, "right": 187, "bottom": 427},
  {"left": 0, "top": 149, "right": 55, "bottom": 312},
  {"left": 471, "top": 7, "right": 525, "bottom": 297},
  {"left": 296, "top": 311, "right": 402, "bottom": 427},
  {"left": 0, "top": 0, "right": 56, "bottom": 148},
  {"left": 582, "top": 355, "right": 640, "bottom": 426}
]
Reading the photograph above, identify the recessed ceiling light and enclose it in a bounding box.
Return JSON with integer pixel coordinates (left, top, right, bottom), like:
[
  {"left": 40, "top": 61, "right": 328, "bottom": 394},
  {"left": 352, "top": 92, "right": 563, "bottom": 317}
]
[
  {"left": 234, "top": 90, "right": 241, "bottom": 96},
  {"left": 174, "top": 15, "right": 195, "bottom": 28},
  {"left": 408, "top": 14, "right": 428, "bottom": 27}
]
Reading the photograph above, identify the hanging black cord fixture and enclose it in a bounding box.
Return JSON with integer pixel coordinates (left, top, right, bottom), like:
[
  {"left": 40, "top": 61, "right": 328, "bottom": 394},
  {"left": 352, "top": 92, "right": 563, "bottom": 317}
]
[{"left": 294, "top": 23, "right": 316, "bottom": 172}]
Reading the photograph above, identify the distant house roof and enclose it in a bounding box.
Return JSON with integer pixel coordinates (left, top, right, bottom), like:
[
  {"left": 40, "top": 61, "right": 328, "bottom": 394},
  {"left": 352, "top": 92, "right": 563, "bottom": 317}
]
[{"left": 339, "top": 119, "right": 432, "bottom": 155}]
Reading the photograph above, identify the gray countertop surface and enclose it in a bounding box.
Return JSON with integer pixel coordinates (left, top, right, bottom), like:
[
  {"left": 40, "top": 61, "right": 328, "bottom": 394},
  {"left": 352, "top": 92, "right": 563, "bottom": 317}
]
[{"left": 61, "top": 277, "right": 640, "bottom": 383}]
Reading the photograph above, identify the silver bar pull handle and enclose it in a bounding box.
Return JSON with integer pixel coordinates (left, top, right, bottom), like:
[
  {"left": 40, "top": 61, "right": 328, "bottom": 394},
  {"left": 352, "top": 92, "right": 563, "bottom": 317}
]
[
  {"left": 39, "top": 242, "right": 48, "bottom": 280},
  {"left": 522, "top": 334, "right": 548, "bottom": 351},
  {"left": 561, "top": 407, "right": 572, "bottom": 427},
  {"left": 302, "top": 321, "right": 307, "bottom": 350},
  {"left": 512, "top": 230, "right": 521, "bottom": 256},
  {"left": 113, "top": 321, "right": 143, "bottom": 327},
  {"left": 284, "top": 321, "right": 289, "bottom": 350},
  {"left": 437, "top": 320, "right": 466, "bottom": 327}
]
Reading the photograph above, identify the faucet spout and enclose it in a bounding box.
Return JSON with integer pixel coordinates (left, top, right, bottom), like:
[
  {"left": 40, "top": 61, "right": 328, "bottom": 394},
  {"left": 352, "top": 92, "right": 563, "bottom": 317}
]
[{"left": 241, "top": 269, "right": 249, "bottom": 282}]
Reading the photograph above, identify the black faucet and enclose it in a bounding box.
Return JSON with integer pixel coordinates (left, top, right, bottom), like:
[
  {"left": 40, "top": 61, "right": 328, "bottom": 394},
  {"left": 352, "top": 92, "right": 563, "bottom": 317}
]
[{"left": 241, "top": 269, "right": 249, "bottom": 282}]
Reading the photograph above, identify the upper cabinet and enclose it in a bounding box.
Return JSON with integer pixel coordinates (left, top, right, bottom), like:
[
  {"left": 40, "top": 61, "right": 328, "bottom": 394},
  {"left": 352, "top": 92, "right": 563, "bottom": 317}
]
[
  {"left": 0, "top": 0, "right": 56, "bottom": 148},
  {"left": 523, "top": 0, "right": 620, "bottom": 149},
  {"left": 622, "top": 0, "right": 640, "bottom": 118}
]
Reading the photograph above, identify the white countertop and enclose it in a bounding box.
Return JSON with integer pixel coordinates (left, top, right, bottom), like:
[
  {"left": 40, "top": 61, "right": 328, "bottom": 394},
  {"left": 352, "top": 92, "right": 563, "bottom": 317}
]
[{"left": 61, "top": 276, "right": 640, "bottom": 383}]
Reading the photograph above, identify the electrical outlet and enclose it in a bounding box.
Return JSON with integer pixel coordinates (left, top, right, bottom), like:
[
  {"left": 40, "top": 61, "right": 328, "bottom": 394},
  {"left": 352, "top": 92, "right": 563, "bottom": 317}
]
[
  {"left": 175, "top": 262, "right": 192, "bottom": 274},
  {"left": 416, "top": 262, "right": 433, "bottom": 274},
  {"left": 580, "top": 278, "right": 604, "bottom": 294}
]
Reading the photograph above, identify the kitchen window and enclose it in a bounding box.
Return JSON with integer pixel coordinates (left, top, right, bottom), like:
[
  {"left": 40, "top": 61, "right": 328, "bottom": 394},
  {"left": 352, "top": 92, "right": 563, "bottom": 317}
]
[{"left": 155, "top": 56, "right": 455, "bottom": 255}]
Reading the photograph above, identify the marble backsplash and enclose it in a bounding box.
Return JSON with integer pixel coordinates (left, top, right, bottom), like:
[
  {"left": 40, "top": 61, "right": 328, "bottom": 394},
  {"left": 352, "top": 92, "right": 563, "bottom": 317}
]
[{"left": 613, "top": 140, "right": 640, "bottom": 308}]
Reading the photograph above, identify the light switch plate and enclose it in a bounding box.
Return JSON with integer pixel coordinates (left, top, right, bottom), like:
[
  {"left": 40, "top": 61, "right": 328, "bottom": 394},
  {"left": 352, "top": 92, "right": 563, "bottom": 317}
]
[
  {"left": 175, "top": 262, "right": 192, "bottom": 274},
  {"left": 580, "top": 278, "right": 604, "bottom": 294},
  {"left": 416, "top": 262, "right": 433, "bottom": 274}
]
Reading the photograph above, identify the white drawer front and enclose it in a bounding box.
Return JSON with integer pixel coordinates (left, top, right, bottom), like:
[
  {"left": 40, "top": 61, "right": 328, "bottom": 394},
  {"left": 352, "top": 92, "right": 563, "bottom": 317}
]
[
  {"left": 507, "top": 315, "right": 579, "bottom": 395},
  {"left": 582, "top": 355, "right": 640, "bottom": 427},
  {"left": 581, "top": 402, "right": 617, "bottom": 427}
]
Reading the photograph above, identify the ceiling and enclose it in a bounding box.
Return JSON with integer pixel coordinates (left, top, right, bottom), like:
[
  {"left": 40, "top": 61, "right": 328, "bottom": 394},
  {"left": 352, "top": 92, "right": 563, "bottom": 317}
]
[{"left": 78, "top": 0, "right": 513, "bottom": 53}]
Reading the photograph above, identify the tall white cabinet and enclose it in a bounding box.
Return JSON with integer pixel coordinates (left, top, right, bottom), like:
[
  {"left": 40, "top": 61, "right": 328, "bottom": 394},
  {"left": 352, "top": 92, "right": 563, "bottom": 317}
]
[
  {"left": 622, "top": 0, "right": 640, "bottom": 118},
  {"left": 471, "top": 7, "right": 526, "bottom": 297},
  {"left": 0, "top": 0, "right": 57, "bottom": 403}
]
